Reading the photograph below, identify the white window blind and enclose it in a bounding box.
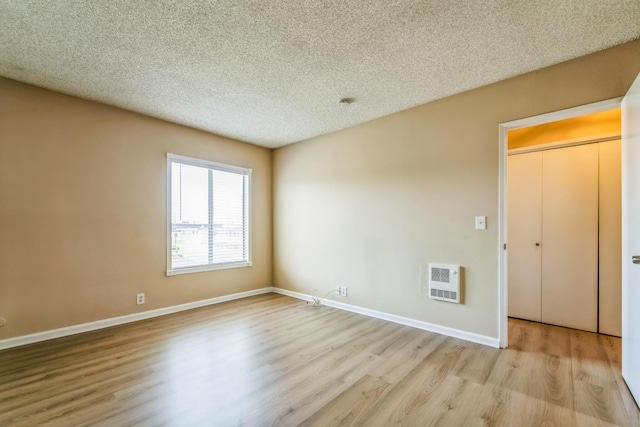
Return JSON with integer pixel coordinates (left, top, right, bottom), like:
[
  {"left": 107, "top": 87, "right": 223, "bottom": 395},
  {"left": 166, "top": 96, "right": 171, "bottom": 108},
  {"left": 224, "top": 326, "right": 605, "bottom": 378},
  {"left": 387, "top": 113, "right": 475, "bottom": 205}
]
[{"left": 167, "top": 154, "right": 251, "bottom": 275}]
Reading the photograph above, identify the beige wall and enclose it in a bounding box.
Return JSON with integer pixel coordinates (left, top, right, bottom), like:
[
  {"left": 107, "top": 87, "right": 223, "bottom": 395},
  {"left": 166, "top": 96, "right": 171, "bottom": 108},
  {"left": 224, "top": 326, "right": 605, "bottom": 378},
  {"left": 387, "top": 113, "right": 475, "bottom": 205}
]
[
  {"left": 273, "top": 40, "right": 640, "bottom": 338},
  {"left": 0, "top": 78, "right": 272, "bottom": 339}
]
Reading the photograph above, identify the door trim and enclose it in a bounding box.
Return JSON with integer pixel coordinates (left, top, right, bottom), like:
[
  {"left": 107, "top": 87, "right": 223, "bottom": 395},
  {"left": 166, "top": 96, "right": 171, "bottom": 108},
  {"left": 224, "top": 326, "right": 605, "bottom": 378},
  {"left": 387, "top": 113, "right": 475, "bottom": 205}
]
[{"left": 497, "top": 97, "right": 622, "bottom": 348}]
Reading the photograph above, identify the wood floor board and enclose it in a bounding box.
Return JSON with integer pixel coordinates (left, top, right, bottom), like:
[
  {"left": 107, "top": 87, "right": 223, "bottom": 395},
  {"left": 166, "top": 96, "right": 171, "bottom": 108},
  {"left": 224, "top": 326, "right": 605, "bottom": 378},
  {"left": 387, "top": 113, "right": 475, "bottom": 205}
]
[
  {"left": 570, "top": 329, "right": 630, "bottom": 426},
  {"left": 353, "top": 338, "right": 466, "bottom": 426},
  {"left": 599, "top": 335, "right": 640, "bottom": 427},
  {"left": 298, "top": 374, "right": 393, "bottom": 427},
  {"left": 509, "top": 318, "right": 573, "bottom": 358},
  {"left": 475, "top": 348, "right": 546, "bottom": 426},
  {"left": 505, "top": 319, "right": 575, "bottom": 409},
  {"left": 450, "top": 341, "right": 501, "bottom": 386},
  {"left": 0, "top": 294, "right": 637, "bottom": 427},
  {"left": 244, "top": 351, "right": 384, "bottom": 426},
  {"left": 570, "top": 329, "right": 618, "bottom": 388},
  {"left": 368, "top": 329, "right": 448, "bottom": 385}
]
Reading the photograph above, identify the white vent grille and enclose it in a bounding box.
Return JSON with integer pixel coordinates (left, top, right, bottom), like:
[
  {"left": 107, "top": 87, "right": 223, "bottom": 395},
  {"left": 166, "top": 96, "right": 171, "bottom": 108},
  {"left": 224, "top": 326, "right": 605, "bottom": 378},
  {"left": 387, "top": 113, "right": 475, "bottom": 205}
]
[
  {"left": 430, "top": 288, "right": 458, "bottom": 300},
  {"left": 431, "top": 267, "right": 450, "bottom": 283},
  {"left": 428, "top": 263, "right": 461, "bottom": 303}
]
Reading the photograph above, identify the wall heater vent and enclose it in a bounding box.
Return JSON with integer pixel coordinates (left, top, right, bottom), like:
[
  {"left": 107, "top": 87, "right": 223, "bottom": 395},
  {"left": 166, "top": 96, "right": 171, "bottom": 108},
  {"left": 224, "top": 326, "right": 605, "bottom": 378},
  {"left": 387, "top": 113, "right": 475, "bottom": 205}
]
[{"left": 429, "top": 263, "right": 461, "bottom": 303}]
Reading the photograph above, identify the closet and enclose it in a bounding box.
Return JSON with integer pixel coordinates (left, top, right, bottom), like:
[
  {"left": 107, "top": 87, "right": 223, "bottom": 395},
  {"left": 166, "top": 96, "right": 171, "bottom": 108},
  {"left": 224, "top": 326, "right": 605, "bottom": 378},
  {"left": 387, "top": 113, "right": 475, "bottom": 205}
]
[{"left": 508, "top": 140, "right": 621, "bottom": 334}]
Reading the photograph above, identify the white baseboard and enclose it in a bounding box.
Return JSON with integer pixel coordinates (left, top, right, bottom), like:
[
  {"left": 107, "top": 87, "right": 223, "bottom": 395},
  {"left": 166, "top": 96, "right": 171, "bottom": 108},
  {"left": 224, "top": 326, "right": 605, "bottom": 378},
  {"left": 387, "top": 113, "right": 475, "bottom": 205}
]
[
  {"left": 0, "top": 287, "right": 274, "bottom": 350},
  {"left": 272, "top": 287, "right": 500, "bottom": 348}
]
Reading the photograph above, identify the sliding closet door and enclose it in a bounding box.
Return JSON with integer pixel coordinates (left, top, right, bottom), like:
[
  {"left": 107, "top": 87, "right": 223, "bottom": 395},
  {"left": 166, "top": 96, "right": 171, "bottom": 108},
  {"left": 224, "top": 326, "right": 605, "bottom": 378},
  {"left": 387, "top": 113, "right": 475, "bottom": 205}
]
[
  {"left": 541, "top": 144, "right": 599, "bottom": 332},
  {"left": 508, "top": 152, "right": 542, "bottom": 322},
  {"left": 599, "top": 139, "right": 622, "bottom": 336}
]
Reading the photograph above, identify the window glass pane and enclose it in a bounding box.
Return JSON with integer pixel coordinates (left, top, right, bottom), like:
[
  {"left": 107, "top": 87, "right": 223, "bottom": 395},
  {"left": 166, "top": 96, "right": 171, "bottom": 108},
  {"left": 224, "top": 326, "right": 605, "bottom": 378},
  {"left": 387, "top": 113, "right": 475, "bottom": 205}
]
[
  {"left": 171, "top": 163, "right": 210, "bottom": 268},
  {"left": 212, "top": 170, "right": 245, "bottom": 263}
]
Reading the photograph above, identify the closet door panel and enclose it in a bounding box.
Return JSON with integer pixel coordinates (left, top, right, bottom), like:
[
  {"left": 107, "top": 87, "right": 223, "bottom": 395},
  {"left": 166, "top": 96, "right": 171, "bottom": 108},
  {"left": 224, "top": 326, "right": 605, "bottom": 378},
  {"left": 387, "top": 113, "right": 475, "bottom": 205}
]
[
  {"left": 541, "top": 144, "right": 599, "bottom": 332},
  {"left": 599, "top": 140, "right": 622, "bottom": 337},
  {"left": 508, "top": 152, "right": 543, "bottom": 322}
]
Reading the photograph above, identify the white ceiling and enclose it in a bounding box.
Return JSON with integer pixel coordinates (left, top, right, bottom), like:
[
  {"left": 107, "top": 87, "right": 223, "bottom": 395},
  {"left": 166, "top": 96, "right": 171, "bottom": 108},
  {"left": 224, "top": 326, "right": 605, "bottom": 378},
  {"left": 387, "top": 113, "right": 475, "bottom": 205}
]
[{"left": 1, "top": 1, "right": 639, "bottom": 148}]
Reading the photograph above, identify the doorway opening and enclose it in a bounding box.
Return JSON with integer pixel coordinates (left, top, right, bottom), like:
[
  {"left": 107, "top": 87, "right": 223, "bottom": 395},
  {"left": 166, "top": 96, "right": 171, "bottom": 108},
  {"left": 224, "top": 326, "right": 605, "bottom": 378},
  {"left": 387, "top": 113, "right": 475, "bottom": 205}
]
[{"left": 498, "top": 98, "right": 622, "bottom": 348}]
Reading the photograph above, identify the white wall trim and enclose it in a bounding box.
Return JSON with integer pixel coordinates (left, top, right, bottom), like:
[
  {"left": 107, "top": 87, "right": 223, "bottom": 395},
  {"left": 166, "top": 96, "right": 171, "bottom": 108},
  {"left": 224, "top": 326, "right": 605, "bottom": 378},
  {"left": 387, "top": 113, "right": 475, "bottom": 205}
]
[
  {"left": 498, "top": 124, "right": 508, "bottom": 348},
  {"left": 272, "top": 287, "right": 500, "bottom": 348},
  {"left": 497, "top": 97, "right": 623, "bottom": 349},
  {"left": 0, "top": 287, "right": 274, "bottom": 350}
]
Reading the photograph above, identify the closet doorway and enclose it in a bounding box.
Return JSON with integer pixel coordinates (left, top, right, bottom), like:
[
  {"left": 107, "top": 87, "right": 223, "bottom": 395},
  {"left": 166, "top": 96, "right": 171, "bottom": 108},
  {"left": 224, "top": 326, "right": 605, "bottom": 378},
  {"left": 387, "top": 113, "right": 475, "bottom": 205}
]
[{"left": 505, "top": 107, "right": 622, "bottom": 336}]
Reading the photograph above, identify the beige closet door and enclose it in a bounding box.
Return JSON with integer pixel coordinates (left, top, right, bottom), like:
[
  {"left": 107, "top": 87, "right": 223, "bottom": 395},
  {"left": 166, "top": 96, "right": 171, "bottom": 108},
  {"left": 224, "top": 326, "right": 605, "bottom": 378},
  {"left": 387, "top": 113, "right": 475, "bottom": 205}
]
[
  {"left": 507, "top": 152, "right": 542, "bottom": 322},
  {"left": 599, "top": 140, "right": 622, "bottom": 337},
  {"left": 541, "top": 144, "right": 599, "bottom": 332}
]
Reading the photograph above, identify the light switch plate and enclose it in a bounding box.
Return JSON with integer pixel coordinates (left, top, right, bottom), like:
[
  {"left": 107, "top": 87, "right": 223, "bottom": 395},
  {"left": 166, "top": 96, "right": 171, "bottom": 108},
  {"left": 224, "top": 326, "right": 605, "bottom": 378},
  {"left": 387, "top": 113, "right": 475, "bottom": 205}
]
[{"left": 475, "top": 216, "right": 487, "bottom": 230}]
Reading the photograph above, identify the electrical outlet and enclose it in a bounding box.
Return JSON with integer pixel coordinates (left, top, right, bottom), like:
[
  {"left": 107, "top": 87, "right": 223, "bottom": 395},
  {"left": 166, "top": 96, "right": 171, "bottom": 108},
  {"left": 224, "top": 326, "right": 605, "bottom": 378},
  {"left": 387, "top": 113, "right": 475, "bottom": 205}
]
[
  {"left": 335, "top": 286, "right": 340, "bottom": 295},
  {"left": 340, "top": 286, "right": 347, "bottom": 297},
  {"left": 136, "top": 293, "right": 145, "bottom": 305}
]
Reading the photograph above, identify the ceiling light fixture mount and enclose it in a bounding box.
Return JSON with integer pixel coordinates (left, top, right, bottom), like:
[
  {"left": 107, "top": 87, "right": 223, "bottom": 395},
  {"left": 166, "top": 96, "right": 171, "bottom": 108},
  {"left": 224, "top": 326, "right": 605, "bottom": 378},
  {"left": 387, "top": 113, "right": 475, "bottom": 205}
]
[{"left": 338, "top": 97, "right": 355, "bottom": 106}]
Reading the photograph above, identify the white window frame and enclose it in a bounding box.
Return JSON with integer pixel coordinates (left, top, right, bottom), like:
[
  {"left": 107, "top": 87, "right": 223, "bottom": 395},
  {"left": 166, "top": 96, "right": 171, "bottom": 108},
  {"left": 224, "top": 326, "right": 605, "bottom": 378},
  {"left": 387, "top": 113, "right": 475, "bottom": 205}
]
[{"left": 166, "top": 153, "right": 252, "bottom": 276}]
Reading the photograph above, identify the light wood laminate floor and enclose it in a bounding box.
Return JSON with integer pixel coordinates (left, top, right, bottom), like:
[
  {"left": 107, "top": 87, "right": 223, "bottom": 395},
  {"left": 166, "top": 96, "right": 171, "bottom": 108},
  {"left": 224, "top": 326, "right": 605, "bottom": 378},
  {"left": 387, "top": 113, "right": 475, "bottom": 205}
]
[{"left": 0, "top": 293, "right": 638, "bottom": 426}]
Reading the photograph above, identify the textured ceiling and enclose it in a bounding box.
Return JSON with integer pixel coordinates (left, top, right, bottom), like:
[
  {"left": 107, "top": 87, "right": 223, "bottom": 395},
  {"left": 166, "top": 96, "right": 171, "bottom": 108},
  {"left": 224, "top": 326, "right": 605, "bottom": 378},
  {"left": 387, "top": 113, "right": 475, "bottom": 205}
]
[{"left": 1, "top": 1, "right": 639, "bottom": 148}]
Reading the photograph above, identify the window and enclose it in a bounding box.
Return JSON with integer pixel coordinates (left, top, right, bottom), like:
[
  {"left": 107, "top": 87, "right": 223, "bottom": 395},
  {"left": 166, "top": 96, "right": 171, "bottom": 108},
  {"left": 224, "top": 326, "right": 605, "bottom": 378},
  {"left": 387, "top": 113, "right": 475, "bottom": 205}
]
[{"left": 167, "top": 153, "right": 251, "bottom": 275}]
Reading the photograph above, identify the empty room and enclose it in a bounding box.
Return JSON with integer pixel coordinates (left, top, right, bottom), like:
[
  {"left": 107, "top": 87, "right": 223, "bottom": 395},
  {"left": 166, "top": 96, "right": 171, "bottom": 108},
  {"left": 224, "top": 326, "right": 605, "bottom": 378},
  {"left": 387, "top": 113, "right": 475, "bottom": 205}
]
[{"left": 1, "top": 1, "right": 640, "bottom": 426}]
